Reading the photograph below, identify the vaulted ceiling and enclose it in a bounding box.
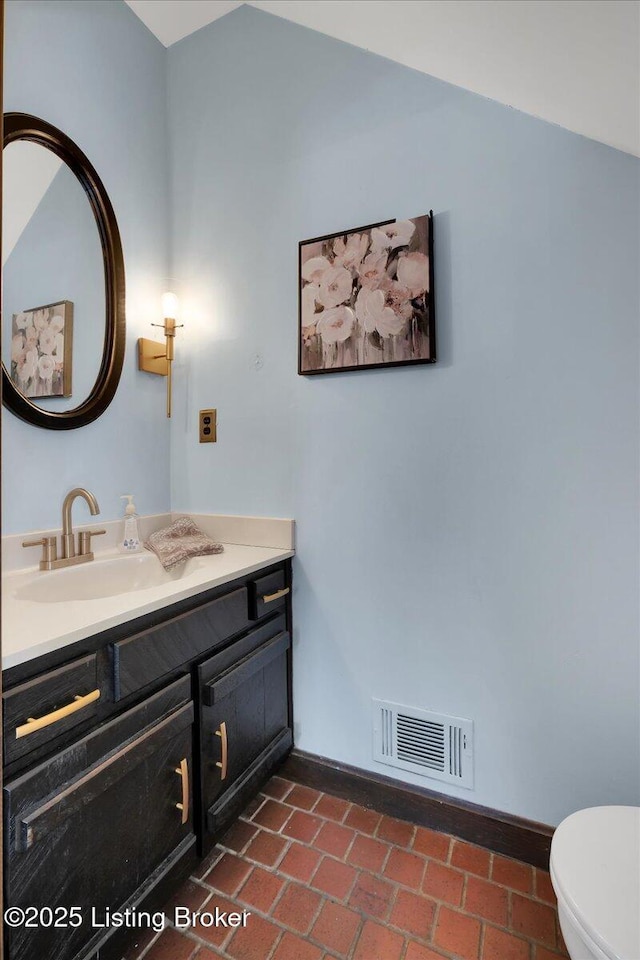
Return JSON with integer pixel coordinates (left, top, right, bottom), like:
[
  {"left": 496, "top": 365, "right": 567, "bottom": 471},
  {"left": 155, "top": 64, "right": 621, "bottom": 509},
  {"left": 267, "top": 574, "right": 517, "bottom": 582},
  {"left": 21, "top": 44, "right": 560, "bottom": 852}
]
[{"left": 124, "top": 0, "right": 640, "bottom": 157}]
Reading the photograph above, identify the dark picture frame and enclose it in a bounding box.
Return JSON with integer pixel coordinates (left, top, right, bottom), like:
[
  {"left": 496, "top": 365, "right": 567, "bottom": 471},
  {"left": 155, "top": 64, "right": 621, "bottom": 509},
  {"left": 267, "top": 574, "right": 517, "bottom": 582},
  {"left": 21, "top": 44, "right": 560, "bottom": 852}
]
[{"left": 298, "top": 212, "right": 435, "bottom": 375}]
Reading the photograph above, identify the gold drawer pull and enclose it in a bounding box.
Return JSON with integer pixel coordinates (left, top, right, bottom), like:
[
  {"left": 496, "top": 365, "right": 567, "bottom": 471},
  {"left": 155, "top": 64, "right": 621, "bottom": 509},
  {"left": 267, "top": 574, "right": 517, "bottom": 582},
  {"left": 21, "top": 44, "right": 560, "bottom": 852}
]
[
  {"left": 215, "top": 721, "right": 228, "bottom": 780},
  {"left": 16, "top": 689, "right": 101, "bottom": 740},
  {"left": 174, "top": 757, "right": 189, "bottom": 824},
  {"left": 262, "top": 587, "right": 290, "bottom": 604}
]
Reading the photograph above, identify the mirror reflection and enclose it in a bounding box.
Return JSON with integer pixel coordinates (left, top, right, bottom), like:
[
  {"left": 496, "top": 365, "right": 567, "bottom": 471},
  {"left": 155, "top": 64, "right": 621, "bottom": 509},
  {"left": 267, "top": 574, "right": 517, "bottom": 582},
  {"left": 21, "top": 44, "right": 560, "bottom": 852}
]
[{"left": 2, "top": 139, "right": 106, "bottom": 411}]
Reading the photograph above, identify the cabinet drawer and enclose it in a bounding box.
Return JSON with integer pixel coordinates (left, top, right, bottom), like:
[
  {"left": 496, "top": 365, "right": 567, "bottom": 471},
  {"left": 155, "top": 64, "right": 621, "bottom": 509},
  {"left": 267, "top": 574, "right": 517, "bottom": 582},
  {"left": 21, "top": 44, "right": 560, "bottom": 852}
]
[
  {"left": 3, "top": 653, "right": 100, "bottom": 766},
  {"left": 248, "top": 568, "right": 289, "bottom": 620},
  {"left": 112, "top": 586, "right": 249, "bottom": 700}
]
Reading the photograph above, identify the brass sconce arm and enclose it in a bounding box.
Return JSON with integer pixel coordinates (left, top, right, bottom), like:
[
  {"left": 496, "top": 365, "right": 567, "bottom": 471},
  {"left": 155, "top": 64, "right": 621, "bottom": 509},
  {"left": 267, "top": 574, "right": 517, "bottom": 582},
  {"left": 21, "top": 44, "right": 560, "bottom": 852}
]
[{"left": 138, "top": 312, "right": 183, "bottom": 417}]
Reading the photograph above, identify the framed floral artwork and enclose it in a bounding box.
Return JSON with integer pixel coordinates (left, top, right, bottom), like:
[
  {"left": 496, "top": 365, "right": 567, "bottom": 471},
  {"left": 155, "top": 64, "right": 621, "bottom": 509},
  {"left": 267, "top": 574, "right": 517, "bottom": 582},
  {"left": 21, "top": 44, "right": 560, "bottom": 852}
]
[
  {"left": 11, "top": 300, "right": 73, "bottom": 398},
  {"left": 298, "top": 213, "right": 435, "bottom": 375}
]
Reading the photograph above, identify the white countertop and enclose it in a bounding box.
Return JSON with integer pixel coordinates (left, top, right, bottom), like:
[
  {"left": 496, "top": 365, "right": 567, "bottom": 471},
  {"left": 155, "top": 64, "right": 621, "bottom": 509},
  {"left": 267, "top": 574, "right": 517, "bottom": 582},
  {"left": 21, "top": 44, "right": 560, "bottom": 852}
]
[{"left": 2, "top": 544, "right": 293, "bottom": 670}]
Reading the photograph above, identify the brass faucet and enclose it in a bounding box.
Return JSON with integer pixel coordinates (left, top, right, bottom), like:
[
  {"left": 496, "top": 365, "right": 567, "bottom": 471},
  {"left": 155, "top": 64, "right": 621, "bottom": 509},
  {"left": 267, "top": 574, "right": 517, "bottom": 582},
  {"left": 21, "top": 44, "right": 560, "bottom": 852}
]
[{"left": 23, "top": 487, "right": 106, "bottom": 570}]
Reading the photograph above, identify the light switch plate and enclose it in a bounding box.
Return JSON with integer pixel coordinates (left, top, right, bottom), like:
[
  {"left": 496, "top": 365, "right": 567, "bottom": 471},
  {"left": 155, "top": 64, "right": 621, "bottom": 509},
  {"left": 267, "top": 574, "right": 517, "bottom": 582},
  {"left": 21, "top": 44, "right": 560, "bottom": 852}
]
[{"left": 199, "top": 409, "right": 217, "bottom": 443}]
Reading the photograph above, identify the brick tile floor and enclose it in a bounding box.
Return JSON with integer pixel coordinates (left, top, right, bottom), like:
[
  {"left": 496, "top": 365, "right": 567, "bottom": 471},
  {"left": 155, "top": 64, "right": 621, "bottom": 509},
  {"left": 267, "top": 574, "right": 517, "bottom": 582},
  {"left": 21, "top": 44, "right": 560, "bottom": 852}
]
[{"left": 134, "top": 777, "right": 569, "bottom": 960}]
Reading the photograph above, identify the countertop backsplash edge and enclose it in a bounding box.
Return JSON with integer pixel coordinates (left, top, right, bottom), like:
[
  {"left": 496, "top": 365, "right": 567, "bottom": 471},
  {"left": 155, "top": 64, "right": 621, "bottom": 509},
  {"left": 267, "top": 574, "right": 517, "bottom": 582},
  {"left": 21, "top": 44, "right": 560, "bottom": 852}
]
[{"left": 2, "top": 513, "right": 295, "bottom": 574}]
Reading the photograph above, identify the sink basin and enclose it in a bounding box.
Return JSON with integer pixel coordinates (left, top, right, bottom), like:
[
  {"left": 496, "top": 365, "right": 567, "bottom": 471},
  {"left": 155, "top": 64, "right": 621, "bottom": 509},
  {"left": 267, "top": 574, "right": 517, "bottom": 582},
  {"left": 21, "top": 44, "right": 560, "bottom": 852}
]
[{"left": 12, "top": 552, "right": 211, "bottom": 603}]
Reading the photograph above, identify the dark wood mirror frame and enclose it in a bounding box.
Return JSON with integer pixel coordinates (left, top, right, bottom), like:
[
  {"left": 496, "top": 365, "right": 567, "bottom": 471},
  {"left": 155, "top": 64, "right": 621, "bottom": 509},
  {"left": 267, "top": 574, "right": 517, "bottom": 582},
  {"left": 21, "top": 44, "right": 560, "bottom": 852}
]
[{"left": 2, "top": 112, "right": 125, "bottom": 429}]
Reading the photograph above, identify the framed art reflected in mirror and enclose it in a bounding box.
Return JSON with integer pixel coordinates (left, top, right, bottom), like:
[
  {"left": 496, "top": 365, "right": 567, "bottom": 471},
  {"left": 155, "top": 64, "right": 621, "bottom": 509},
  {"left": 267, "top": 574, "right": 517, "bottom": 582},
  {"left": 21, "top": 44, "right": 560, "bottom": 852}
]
[{"left": 10, "top": 299, "right": 73, "bottom": 399}]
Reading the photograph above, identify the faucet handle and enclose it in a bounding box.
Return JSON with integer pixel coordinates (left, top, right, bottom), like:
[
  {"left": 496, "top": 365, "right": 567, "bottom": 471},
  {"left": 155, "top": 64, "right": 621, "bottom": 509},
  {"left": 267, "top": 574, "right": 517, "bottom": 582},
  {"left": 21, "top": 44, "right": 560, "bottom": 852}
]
[
  {"left": 22, "top": 537, "right": 58, "bottom": 565},
  {"left": 78, "top": 529, "right": 106, "bottom": 557}
]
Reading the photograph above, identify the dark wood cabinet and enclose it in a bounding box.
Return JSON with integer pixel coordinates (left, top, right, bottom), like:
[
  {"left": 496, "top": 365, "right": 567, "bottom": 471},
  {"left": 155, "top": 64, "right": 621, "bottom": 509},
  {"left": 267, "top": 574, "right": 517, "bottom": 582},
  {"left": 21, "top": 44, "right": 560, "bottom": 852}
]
[
  {"left": 198, "top": 614, "right": 292, "bottom": 849},
  {"left": 248, "top": 568, "right": 289, "bottom": 620},
  {"left": 2, "top": 559, "right": 293, "bottom": 960},
  {"left": 4, "top": 678, "right": 194, "bottom": 960},
  {"left": 111, "top": 586, "right": 250, "bottom": 701},
  {"left": 3, "top": 653, "right": 101, "bottom": 766}
]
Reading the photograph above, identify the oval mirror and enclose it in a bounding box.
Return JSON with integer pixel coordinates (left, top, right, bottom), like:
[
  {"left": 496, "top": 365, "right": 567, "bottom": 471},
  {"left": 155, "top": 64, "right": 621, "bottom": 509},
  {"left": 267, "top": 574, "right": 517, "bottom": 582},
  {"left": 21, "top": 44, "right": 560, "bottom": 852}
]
[{"left": 2, "top": 113, "right": 125, "bottom": 429}]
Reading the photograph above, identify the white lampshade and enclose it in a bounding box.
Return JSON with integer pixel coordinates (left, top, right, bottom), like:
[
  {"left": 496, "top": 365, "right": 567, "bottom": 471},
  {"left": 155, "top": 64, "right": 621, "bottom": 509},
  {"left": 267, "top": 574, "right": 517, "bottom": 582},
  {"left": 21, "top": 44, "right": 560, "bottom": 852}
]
[{"left": 161, "top": 291, "right": 180, "bottom": 319}]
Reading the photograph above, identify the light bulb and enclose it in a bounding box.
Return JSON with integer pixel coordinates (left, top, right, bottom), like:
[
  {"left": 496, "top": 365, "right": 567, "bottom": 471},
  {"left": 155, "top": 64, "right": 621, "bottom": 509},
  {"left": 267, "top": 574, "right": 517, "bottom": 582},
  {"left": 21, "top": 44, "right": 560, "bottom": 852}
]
[{"left": 161, "top": 291, "right": 180, "bottom": 319}]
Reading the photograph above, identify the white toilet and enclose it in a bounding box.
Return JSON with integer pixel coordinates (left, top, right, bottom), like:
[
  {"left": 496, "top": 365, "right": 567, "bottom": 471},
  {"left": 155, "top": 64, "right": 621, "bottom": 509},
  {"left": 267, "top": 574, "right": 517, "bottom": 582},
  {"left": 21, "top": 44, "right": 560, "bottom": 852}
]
[{"left": 550, "top": 806, "right": 640, "bottom": 960}]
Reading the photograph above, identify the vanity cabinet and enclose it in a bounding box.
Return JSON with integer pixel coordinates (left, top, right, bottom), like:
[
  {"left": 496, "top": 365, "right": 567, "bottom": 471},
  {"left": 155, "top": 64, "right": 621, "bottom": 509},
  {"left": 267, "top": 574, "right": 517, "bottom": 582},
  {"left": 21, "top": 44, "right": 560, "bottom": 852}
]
[
  {"left": 199, "top": 614, "right": 292, "bottom": 850},
  {"left": 4, "top": 677, "right": 194, "bottom": 960},
  {"left": 3, "top": 559, "right": 293, "bottom": 960}
]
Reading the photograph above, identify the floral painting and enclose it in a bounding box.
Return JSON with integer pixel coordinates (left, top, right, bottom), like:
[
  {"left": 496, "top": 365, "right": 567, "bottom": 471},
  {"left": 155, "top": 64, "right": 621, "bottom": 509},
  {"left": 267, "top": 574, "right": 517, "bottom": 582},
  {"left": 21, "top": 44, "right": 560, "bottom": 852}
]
[
  {"left": 299, "top": 214, "right": 435, "bottom": 374},
  {"left": 11, "top": 300, "right": 73, "bottom": 398}
]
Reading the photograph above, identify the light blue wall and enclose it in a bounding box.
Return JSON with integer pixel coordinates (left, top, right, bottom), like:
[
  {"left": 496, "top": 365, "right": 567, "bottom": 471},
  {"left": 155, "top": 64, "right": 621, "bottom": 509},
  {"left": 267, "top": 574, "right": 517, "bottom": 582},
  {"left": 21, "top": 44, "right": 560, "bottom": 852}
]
[
  {"left": 2, "top": 0, "right": 171, "bottom": 533},
  {"left": 167, "top": 6, "right": 640, "bottom": 825}
]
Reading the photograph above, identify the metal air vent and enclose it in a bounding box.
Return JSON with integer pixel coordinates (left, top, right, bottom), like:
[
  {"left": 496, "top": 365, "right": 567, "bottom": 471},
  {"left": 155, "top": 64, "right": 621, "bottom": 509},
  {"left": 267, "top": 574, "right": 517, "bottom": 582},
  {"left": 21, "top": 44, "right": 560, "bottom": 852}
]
[{"left": 373, "top": 699, "right": 473, "bottom": 789}]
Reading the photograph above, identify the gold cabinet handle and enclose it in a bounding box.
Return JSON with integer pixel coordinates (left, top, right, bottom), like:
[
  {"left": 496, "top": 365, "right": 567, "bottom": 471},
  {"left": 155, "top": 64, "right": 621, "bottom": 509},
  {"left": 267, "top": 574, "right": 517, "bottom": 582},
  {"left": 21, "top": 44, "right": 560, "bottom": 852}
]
[
  {"left": 215, "top": 721, "right": 228, "bottom": 780},
  {"left": 16, "top": 689, "right": 101, "bottom": 740},
  {"left": 174, "top": 757, "right": 189, "bottom": 824},
  {"left": 262, "top": 587, "right": 290, "bottom": 604}
]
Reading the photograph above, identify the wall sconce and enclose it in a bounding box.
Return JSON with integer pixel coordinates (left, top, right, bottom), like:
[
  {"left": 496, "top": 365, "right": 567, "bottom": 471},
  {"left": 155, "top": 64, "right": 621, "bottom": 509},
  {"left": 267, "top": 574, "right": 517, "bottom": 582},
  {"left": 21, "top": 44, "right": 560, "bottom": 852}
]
[{"left": 138, "top": 292, "right": 183, "bottom": 417}]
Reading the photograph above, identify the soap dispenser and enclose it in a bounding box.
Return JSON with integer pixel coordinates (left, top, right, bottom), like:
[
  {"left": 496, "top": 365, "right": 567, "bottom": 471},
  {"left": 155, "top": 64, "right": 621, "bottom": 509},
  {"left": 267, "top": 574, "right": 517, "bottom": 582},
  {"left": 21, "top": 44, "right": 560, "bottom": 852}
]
[{"left": 120, "top": 495, "right": 141, "bottom": 552}]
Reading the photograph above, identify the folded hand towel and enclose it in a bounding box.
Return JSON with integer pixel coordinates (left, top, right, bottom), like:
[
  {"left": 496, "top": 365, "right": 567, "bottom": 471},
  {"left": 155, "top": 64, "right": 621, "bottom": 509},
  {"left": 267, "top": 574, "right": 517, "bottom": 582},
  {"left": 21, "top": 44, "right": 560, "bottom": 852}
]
[{"left": 145, "top": 516, "right": 224, "bottom": 570}]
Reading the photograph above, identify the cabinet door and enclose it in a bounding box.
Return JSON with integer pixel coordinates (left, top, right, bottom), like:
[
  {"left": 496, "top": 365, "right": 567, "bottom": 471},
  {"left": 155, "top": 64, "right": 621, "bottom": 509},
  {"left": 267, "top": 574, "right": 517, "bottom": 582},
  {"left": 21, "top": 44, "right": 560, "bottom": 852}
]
[
  {"left": 4, "top": 702, "right": 194, "bottom": 960},
  {"left": 200, "top": 629, "right": 292, "bottom": 844}
]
